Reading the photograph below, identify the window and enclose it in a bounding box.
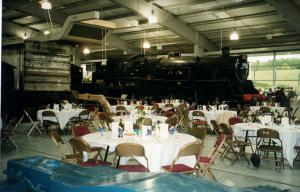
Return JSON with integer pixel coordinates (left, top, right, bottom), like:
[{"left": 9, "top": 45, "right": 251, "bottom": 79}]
[{"left": 248, "top": 51, "right": 300, "bottom": 94}]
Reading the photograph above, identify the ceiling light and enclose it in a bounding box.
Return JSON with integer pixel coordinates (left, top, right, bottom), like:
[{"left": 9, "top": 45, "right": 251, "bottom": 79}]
[
  {"left": 230, "top": 31, "right": 239, "bottom": 40},
  {"left": 43, "top": 30, "right": 50, "bottom": 35},
  {"left": 148, "top": 10, "right": 157, "bottom": 24},
  {"left": 83, "top": 47, "right": 90, "bottom": 55},
  {"left": 40, "top": 0, "right": 52, "bottom": 10},
  {"left": 22, "top": 33, "right": 28, "bottom": 40},
  {"left": 143, "top": 41, "right": 150, "bottom": 49}
]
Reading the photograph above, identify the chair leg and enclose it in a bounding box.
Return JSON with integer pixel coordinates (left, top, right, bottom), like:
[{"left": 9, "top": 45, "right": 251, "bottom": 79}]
[
  {"left": 8, "top": 137, "right": 18, "bottom": 148},
  {"left": 104, "top": 146, "right": 110, "bottom": 162}
]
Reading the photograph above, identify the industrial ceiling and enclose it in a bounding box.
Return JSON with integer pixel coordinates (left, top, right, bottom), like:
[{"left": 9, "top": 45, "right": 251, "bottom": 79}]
[{"left": 3, "top": 0, "right": 300, "bottom": 59}]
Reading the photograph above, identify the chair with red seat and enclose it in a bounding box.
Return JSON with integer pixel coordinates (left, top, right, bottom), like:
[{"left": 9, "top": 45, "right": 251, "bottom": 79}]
[
  {"left": 69, "top": 137, "right": 111, "bottom": 167},
  {"left": 192, "top": 111, "right": 208, "bottom": 129},
  {"left": 114, "top": 143, "right": 149, "bottom": 172},
  {"left": 220, "top": 123, "right": 252, "bottom": 165},
  {"left": 197, "top": 135, "right": 226, "bottom": 181},
  {"left": 72, "top": 125, "right": 108, "bottom": 161},
  {"left": 228, "top": 117, "right": 243, "bottom": 126},
  {"left": 162, "top": 141, "right": 202, "bottom": 174}
]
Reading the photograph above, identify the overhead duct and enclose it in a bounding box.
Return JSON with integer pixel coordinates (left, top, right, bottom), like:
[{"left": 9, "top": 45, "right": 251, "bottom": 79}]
[{"left": 30, "top": 11, "right": 136, "bottom": 44}]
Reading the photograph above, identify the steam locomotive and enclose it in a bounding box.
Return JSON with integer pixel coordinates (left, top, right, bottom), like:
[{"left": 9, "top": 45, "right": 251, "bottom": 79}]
[{"left": 90, "top": 52, "right": 258, "bottom": 103}]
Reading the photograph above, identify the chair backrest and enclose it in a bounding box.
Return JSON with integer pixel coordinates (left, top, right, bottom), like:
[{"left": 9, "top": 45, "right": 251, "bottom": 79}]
[
  {"left": 116, "top": 105, "right": 126, "bottom": 111},
  {"left": 79, "top": 109, "right": 90, "bottom": 117},
  {"left": 259, "top": 106, "right": 271, "bottom": 114},
  {"left": 23, "top": 109, "right": 35, "bottom": 123},
  {"left": 189, "top": 102, "right": 197, "bottom": 111},
  {"left": 177, "top": 141, "right": 202, "bottom": 157},
  {"left": 219, "top": 123, "right": 233, "bottom": 136},
  {"left": 72, "top": 125, "right": 91, "bottom": 137},
  {"left": 165, "top": 103, "right": 174, "bottom": 108},
  {"left": 192, "top": 111, "right": 205, "bottom": 117},
  {"left": 49, "top": 130, "right": 73, "bottom": 159},
  {"left": 3, "top": 116, "right": 23, "bottom": 133},
  {"left": 210, "top": 120, "right": 221, "bottom": 135},
  {"left": 228, "top": 117, "right": 243, "bottom": 126},
  {"left": 192, "top": 111, "right": 206, "bottom": 121},
  {"left": 257, "top": 128, "right": 280, "bottom": 139},
  {"left": 69, "top": 137, "right": 92, "bottom": 153},
  {"left": 143, "top": 118, "right": 152, "bottom": 126},
  {"left": 165, "top": 116, "right": 177, "bottom": 126},
  {"left": 116, "top": 143, "right": 145, "bottom": 157},
  {"left": 42, "top": 110, "right": 56, "bottom": 117},
  {"left": 189, "top": 128, "right": 206, "bottom": 141},
  {"left": 294, "top": 119, "right": 300, "bottom": 125}
]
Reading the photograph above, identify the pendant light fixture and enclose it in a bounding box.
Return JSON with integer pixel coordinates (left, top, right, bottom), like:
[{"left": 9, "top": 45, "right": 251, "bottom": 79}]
[
  {"left": 83, "top": 47, "right": 90, "bottom": 55},
  {"left": 148, "top": 2, "right": 157, "bottom": 24},
  {"left": 22, "top": 33, "right": 28, "bottom": 40},
  {"left": 40, "top": 0, "right": 52, "bottom": 10},
  {"left": 143, "top": 40, "right": 150, "bottom": 49},
  {"left": 230, "top": 20, "right": 239, "bottom": 40}
]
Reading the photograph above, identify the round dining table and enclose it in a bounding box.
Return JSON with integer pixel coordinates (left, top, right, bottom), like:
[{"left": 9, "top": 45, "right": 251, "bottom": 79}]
[
  {"left": 232, "top": 123, "right": 300, "bottom": 167},
  {"left": 188, "top": 110, "right": 237, "bottom": 130},
  {"left": 82, "top": 132, "right": 197, "bottom": 172}
]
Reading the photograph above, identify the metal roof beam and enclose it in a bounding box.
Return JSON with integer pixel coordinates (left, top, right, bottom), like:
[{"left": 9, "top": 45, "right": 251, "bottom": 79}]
[
  {"left": 190, "top": 11, "right": 278, "bottom": 27},
  {"left": 266, "top": 0, "right": 300, "bottom": 33},
  {"left": 112, "top": 0, "right": 218, "bottom": 52},
  {"left": 178, "top": 0, "right": 265, "bottom": 18}
]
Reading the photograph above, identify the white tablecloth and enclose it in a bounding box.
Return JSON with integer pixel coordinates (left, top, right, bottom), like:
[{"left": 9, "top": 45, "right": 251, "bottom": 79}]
[
  {"left": 188, "top": 110, "right": 237, "bottom": 130},
  {"left": 37, "top": 109, "right": 85, "bottom": 129},
  {"left": 83, "top": 132, "right": 197, "bottom": 172},
  {"left": 233, "top": 123, "right": 300, "bottom": 167},
  {"left": 250, "top": 106, "right": 286, "bottom": 114},
  {"left": 112, "top": 115, "right": 167, "bottom": 126}
]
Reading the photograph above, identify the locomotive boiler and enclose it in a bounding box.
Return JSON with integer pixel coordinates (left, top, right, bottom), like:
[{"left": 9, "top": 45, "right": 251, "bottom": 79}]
[{"left": 91, "top": 52, "right": 257, "bottom": 103}]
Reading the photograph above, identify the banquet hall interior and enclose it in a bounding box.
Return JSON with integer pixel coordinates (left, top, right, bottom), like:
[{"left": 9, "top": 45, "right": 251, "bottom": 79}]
[{"left": 1, "top": 0, "right": 300, "bottom": 191}]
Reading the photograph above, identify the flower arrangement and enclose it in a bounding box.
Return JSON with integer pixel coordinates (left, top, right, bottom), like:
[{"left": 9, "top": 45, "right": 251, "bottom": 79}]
[{"left": 136, "top": 105, "right": 145, "bottom": 117}]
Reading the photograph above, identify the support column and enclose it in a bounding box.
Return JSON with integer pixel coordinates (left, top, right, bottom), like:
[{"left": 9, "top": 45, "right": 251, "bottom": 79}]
[
  {"left": 194, "top": 32, "right": 204, "bottom": 57},
  {"left": 72, "top": 46, "right": 81, "bottom": 66}
]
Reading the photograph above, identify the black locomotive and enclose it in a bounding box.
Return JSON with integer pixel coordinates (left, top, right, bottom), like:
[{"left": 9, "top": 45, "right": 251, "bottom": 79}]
[{"left": 90, "top": 52, "right": 257, "bottom": 103}]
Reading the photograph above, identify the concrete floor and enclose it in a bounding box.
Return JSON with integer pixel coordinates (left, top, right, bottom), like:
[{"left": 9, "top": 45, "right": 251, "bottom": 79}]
[{"left": 1, "top": 123, "right": 300, "bottom": 192}]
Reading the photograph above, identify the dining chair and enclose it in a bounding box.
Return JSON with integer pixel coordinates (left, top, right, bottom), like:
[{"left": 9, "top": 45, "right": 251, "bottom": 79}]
[
  {"left": 1, "top": 115, "right": 24, "bottom": 148},
  {"left": 114, "top": 143, "right": 149, "bottom": 172},
  {"left": 162, "top": 141, "right": 202, "bottom": 174},
  {"left": 189, "top": 128, "right": 207, "bottom": 144},
  {"left": 210, "top": 120, "right": 221, "bottom": 135},
  {"left": 228, "top": 117, "right": 243, "bottom": 126},
  {"left": 294, "top": 146, "right": 300, "bottom": 166},
  {"left": 49, "top": 130, "right": 77, "bottom": 163},
  {"left": 23, "top": 109, "right": 43, "bottom": 136},
  {"left": 198, "top": 135, "right": 226, "bottom": 181},
  {"left": 116, "top": 106, "right": 127, "bottom": 116},
  {"left": 256, "top": 128, "right": 283, "bottom": 169},
  {"left": 220, "top": 123, "right": 252, "bottom": 165},
  {"left": 192, "top": 111, "right": 208, "bottom": 129},
  {"left": 41, "top": 111, "right": 59, "bottom": 132},
  {"left": 72, "top": 125, "right": 109, "bottom": 161},
  {"left": 69, "top": 137, "right": 111, "bottom": 167}
]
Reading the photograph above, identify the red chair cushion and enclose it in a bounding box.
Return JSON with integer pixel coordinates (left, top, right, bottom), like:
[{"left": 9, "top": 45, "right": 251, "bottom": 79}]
[
  {"left": 118, "top": 165, "right": 147, "bottom": 172},
  {"left": 165, "top": 111, "right": 175, "bottom": 118},
  {"left": 162, "top": 164, "right": 195, "bottom": 173},
  {"left": 73, "top": 126, "right": 91, "bottom": 137},
  {"left": 80, "top": 159, "right": 111, "bottom": 167},
  {"left": 198, "top": 156, "right": 212, "bottom": 164}
]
